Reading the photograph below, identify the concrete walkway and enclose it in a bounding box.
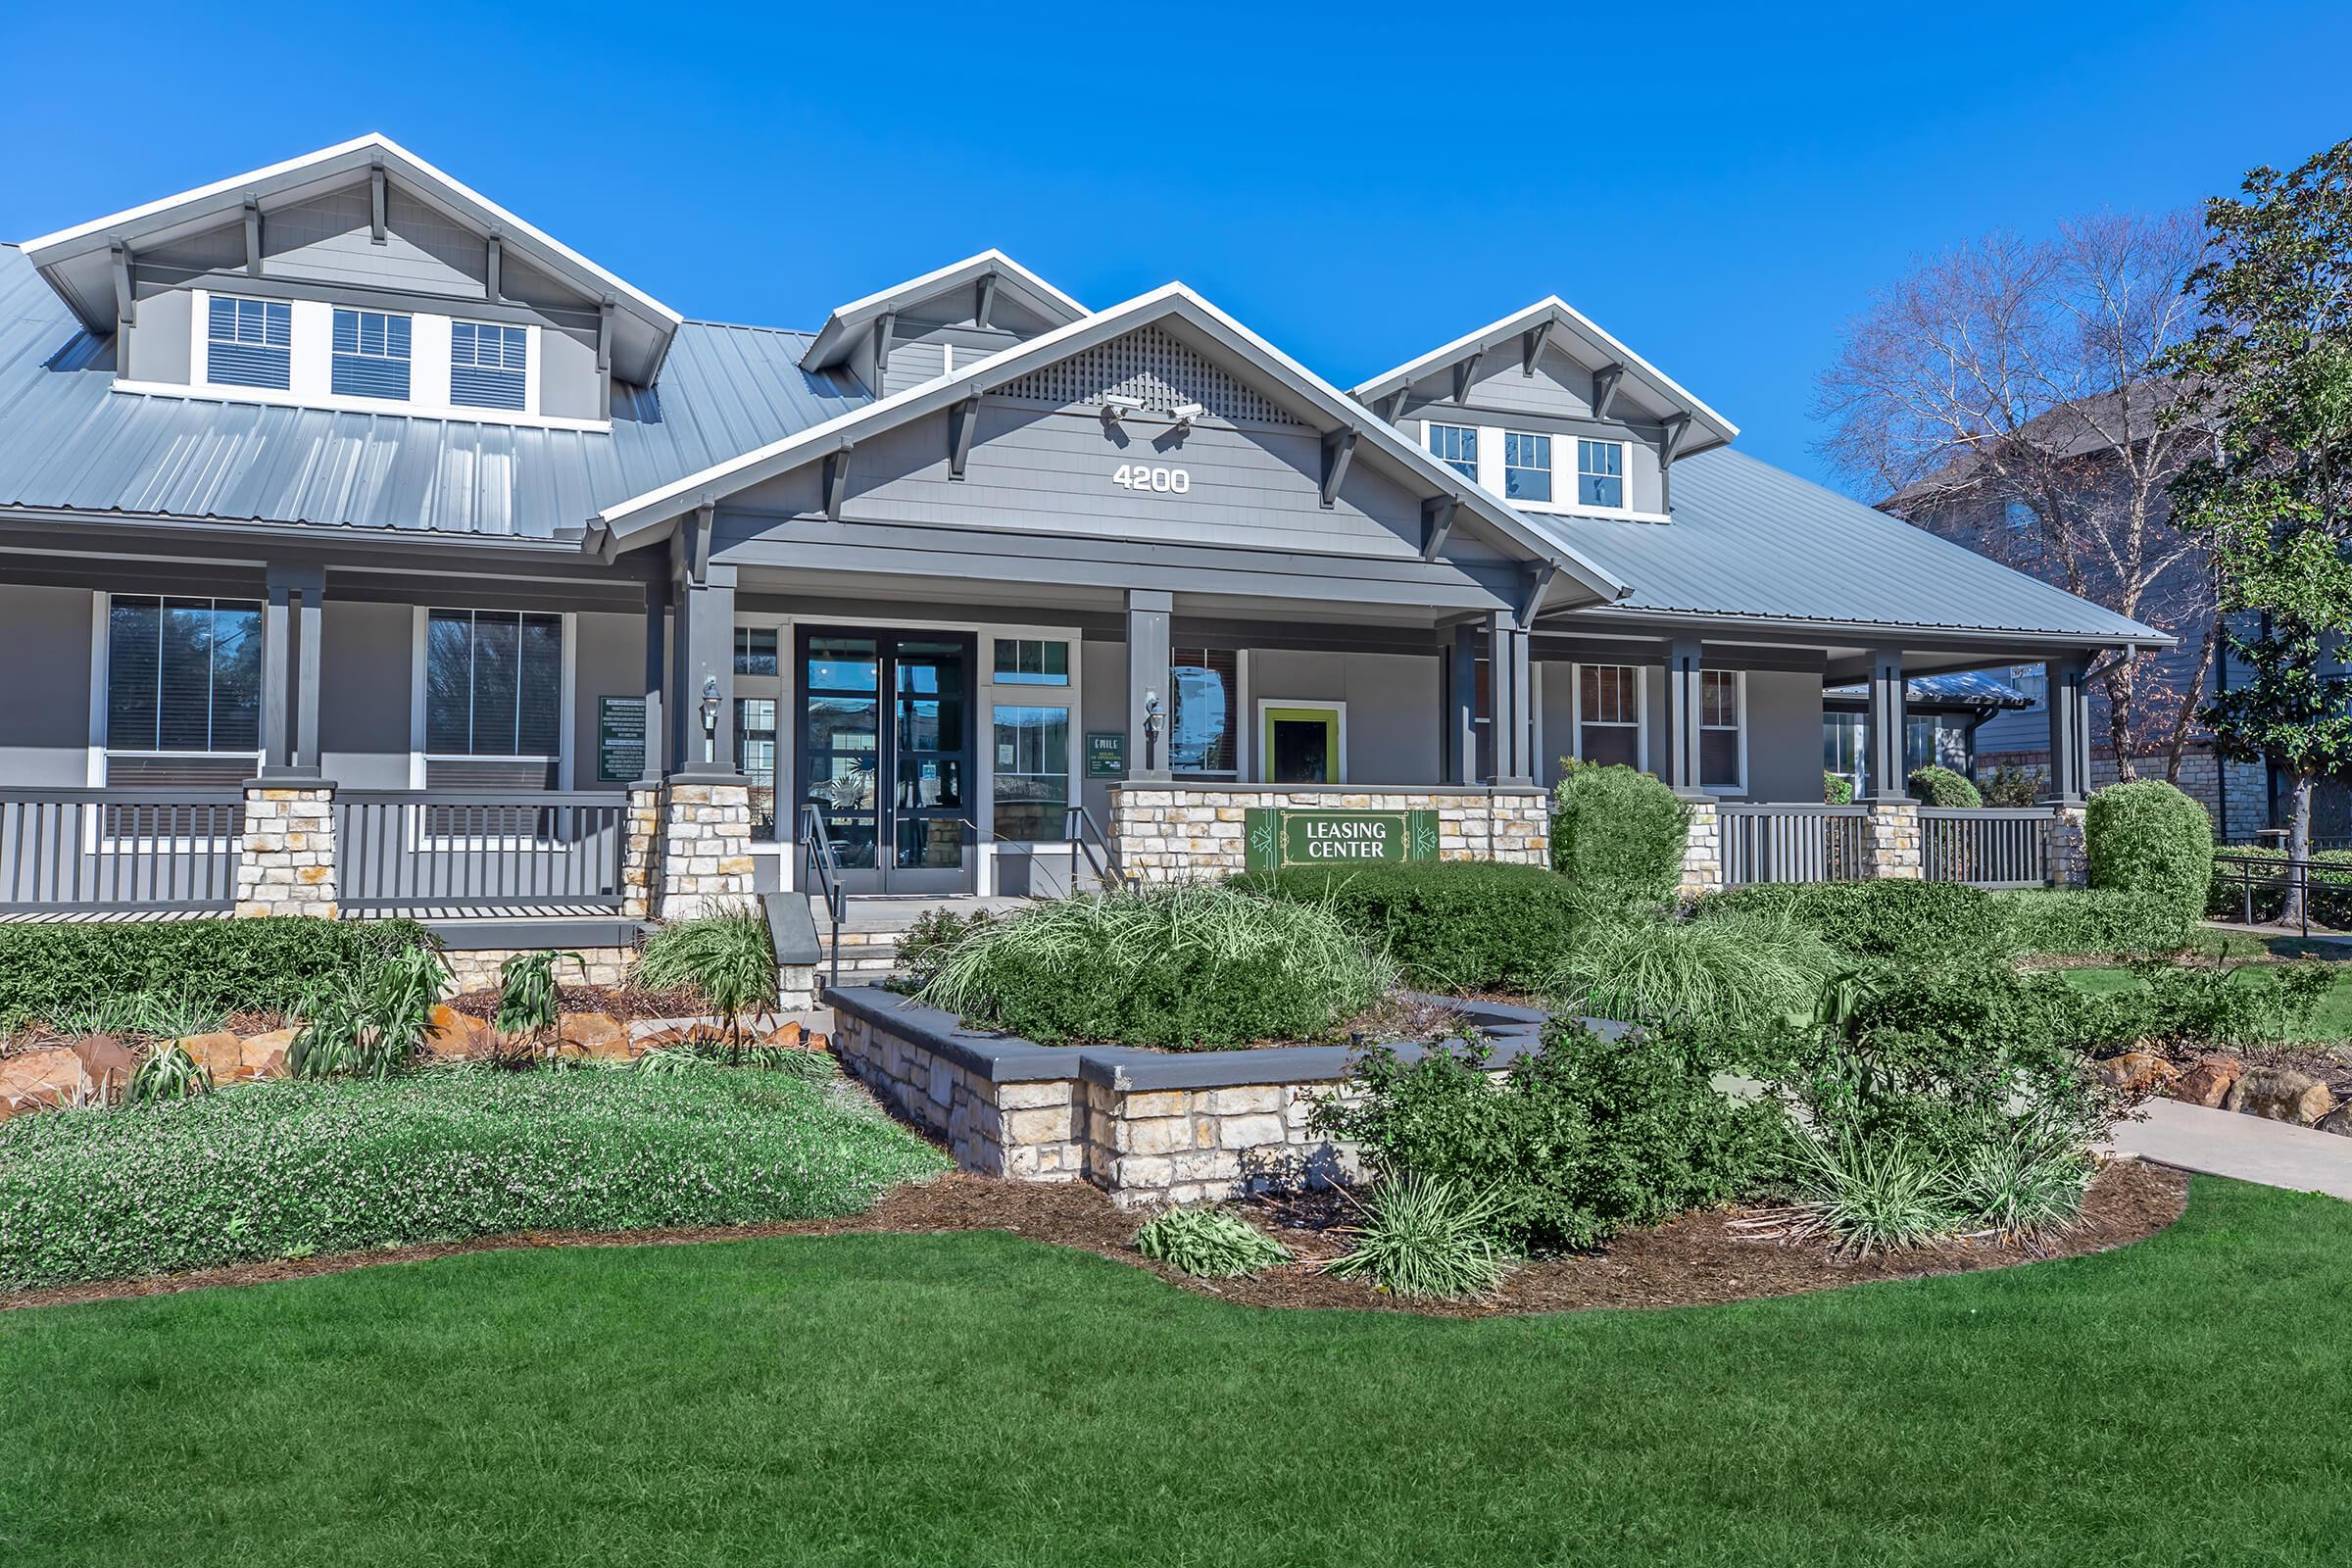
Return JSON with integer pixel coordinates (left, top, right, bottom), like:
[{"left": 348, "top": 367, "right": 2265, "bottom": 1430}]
[{"left": 2109, "top": 1100, "right": 2352, "bottom": 1201}]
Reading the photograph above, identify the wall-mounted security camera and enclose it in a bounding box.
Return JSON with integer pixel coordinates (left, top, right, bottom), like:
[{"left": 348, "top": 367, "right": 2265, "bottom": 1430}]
[
  {"left": 1100, "top": 393, "right": 1147, "bottom": 424},
  {"left": 1168, "top": 402, "right": 1205, "bottom": 431}
]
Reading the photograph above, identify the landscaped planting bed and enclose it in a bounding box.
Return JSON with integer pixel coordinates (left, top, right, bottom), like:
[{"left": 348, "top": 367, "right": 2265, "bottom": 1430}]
[{"left": 0, "top": 1065, "right": 947, "bottom": 1291}]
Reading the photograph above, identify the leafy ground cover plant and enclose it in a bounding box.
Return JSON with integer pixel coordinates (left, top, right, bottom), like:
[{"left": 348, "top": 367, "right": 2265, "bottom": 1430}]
[
  {"left": 637, "top": 907, "right": 779, "bottom": 1046},
  {"left": 0, "top": 1067, "right": 947, "bottom": 1290},
  {"left": 0, "top": 918, "right": 432, "bottom": 1033},
  {"left": 1324, "top": 1177, "right": 1511, "bottom": 1299},
  {"left": 1132, "top": 1207, "right": 1292, "bottom": 1278},
  {"left": 492, "top": 951, "right": 584, "bottom": 1062},
  {"left": 1314, "top": 1019, "right": 1781, "bottom": 1253},
  {"left": 1549, "top": 760, "right": 1690, "bottom": 905},
  {"left": 916, "top": 883, "right": 1394, "bottom": 1049},
  {"left": 2086, "top": 779, "right": 2217, "bottom": 922},
  {"left": 1246, "top": 861, "right": 1600, "bottom": 994},
  {"left": 1997, "top": 888, "right": 2192, "bottom": 957},
  {"left": 893, "top": 906, "right": 997, "bottom": 991},
  {"left": 1548, "top": 906, "right": 1838, "bottom": 1032}
]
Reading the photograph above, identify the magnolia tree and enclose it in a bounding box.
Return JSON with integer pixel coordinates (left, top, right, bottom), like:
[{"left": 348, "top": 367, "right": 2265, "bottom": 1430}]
[
  {"left": 2164, "top": 139, "right": 2352, "bottom": 920},
  {"left": 1817, "top": 215, "right": 2217, "bottom": 778}
]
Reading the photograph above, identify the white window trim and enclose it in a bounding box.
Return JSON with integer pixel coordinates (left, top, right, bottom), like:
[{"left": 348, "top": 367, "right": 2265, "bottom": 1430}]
[
  {"left": 1699, "top": 668, "right": 1748, "bottom": 796},
  {"left": 982, "top": 628, "right": 1085, "bottom": 885},
  {"left": 1421, "top": 419, "right": 1481, "bottom": 484},
  {"left": 1568, "top": 662, "right": 1649, "bottom": 773},
  {"left": 407, "top": 607, "right": 577, "bottom": 790},
  {"left": 1253, "top": 698, "right": 1348, "bottom": 786},
  {"left": 1568, "top": 436, "right": 1637, "bottom": 517},
  {"left": 175, "top": 288, "right": 603, "bottom": 432},
  {"left": 1419, "top": 416, "right": 1669, "bottom": 522},
  {"left": 449, "top": 317, "right": 542, "bottom": 416},
  {"left": 1501, "top": 429, "right": 1556, "bottom": 508},
  {"left": 84, "top": 592, "right": 258, "bottom": 850}
]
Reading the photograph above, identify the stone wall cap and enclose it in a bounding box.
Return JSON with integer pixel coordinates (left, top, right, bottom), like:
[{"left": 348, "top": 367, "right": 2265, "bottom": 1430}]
[{"left": 665, "top": 769, "right": 752, "bottom": 787}]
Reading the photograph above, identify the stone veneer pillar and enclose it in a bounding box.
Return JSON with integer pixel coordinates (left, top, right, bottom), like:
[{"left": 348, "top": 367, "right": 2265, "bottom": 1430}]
[
  {"left": 1678, "top": 799, "right": 1722, "bottom": 898},
  {"left": 1860, "top": 799, "right": 1923, "bottom": 880},
  {"left": 233, "top": 782, "right": 338, "bottom": 918},
  {"left": 620, "top": 782, "right": 662, "bottom": 921},
  {"left": 2048, "top": 804, "right": 2088, "bottom": 888},
  {"left": 655, "top": 774, "right": 756, "bottom": 919}
]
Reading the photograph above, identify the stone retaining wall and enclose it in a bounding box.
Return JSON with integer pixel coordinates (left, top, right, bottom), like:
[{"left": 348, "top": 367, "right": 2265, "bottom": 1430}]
[
  {"left": 438, "top": 945, "right": 638, "bottom": 993},
  {"left": 1108, "top": 785, "right": 1549, "bottom": 883}
]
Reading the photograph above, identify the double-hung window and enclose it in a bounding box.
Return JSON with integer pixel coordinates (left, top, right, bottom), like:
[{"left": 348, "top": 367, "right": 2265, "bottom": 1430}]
[
  {"left": 206, "top": 298, "right": 292, "bottom": 390},
  {"left": 1503, "top": 432, "right": 1553, "bottom": 503},
  {"left": 451, "top": 321, "right": 528, "bottom": 411},
  {"left": 332, "top": 309, "right": 413, "bottom": 400},
  {"left": 424, "top": 610, "right": 563, "bottom": 786},
  {"left": 1700, "top": 669, "right": 1743, "bottom": 790},
  {"left": 1576, "top": 664, "right": 1642, "bottom": 768},
  {"left": 105, "top": 597, "right": 264, "bottom": 774},
  {"left": 1426, "top": 422, "right": 1478, "bottom": 481},
  {"left": 1577, "top": 439, "right": 1627, "bottom": 510}
]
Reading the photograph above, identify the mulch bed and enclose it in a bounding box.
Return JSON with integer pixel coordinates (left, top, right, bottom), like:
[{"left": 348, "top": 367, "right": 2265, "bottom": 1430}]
[
  {"left": 2, "top": 1158, "right": 2187, "bottom": 1319},
  {"left": 444, "top": 984, "right": 705, "bottom": 1023}
]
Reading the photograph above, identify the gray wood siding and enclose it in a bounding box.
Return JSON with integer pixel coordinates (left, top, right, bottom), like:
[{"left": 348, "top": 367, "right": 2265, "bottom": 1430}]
[
  {"left": 882, "top": 340, "right": 948, "bottom": 396},
  {"left": 260, "top": 187, "right": 487, "bottom": 299},
  {"left": 0, "top": 586, "right": 93, "bottom": 787},
  {"left": 122, "top": 286, "right": 191, "bottom": 384},
  {"left": 1457, "top": 341, "right": 1598, "bottom": 419}
]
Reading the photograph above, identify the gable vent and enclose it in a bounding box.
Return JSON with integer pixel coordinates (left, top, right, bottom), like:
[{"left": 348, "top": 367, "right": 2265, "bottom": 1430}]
[{"left": 994, "top": 325, "right": 1301, "bottom": 425}]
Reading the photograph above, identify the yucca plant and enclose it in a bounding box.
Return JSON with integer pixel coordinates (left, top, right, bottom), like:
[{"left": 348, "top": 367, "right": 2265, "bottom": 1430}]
[
  {"left": 125, "top": 1039, "right": 213, "bottom": 1104},
  {"left": 1757, "top": 1131, "right": 1960, "bottom": 1258},
  {"left": 1325, "top": 1177, "right": 1512, "bottom": 1299},
  {"left": 494, "top": 951, "right": 583, "bottom": 1062},
  {"left": 1946, "top": 1117, "right": 2094, "bottom": 1243},
  {"left": 286, "top": 947, "right": 450, "bottom": 1081},
  {"left": 1133, "top": 1207, "right": 1293, "bottom": 1278},
  {"left": 637, "top": 907, "right": 778, "bottom": 1048}
]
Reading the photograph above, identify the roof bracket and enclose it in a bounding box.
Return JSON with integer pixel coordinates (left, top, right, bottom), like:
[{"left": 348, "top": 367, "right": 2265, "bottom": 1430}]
[
  {"left": 679, "top": 504, "right": 715, "bottom": 587},
  {"left": 1378, "top": 389, "right": 1408, "bottom": 423},
  {"left": 486, "top": 233, "right": 504, "bottom": 304},
  {"left": 1660, "top": 412, "right": 1693, "bottom": 466},
  {"left": 869, "top": 312, "right": 896, "bottom": 394},
  {"left": 597, "top": 300, "right": 615, "bottom": 376},
  {"left": 1592, "top": 363, "right": 1625, "bottom": 418},
  {"left": 823, "top": 445, "right": 854, "bottom": 520},
  {"left": 241, "top": 201, "right": 263, "bottom": 277},
  {"left": 949, "top": 395, "right": 982, "bottom": 480},
  {"left": 974, "top": 272, "right": 999, "bottom": 329},
  {"left": 1521, "top": 320, "right": 1553, "bottom": 376},
  {"left": 1420, "top": 494, "right": 1458, "bottom": 561},
  {"left": 1518, "top": 562, "right": 1558, "bottom": 622},
  {"left": 1451, "top": 348, "right": 1485, "bottom": 404},
  {"left": 109, "top": 242, "right": 133, "bottom": 335},
  {"left": 1319, "top": 427, "right": 1359, "bottom": 509},
  {"left": 368, "top": 158, "right": 386, "bottom": 245}
]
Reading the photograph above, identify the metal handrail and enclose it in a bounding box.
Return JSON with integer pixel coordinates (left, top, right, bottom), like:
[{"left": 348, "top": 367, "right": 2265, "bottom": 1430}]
[
  {"left": 1062, "top": 804, "right": 1128, "bottom": 890},
  {"left": 800, "top": 805, "right": 847, "bottom": 988},
  {"left": 2214, "top": 850, "right": 2346, "bottom": 939}
]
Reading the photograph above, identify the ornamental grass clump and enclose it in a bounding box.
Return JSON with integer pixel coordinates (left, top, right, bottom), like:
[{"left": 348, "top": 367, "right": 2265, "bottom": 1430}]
[
  {"left": 285, "top": 944, "right": 450, "bottom": 1081},
  {"left": 1548, "top": 906, "right": 1838, "bottom": 1032},
  {"left": 1133, "top": 1207, "right": 1293, "bottom": 1278},
  {"left": 638, "top": 907, "right": 779, "bottom": 1045},
  {"left": 914, "top": 883, "right": 1394, "bottom": 1049},
  {"left": 1325, "top": 1178, "right": 1511, "bottom": 1299}
]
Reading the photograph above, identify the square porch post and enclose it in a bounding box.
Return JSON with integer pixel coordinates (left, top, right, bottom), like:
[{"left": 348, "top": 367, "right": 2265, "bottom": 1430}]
[
  {"left": 259, "top": 562, "right": 325, "bottom": 778},
  {"left": 1127, "top": 589, "right": 1172, "bottom": 782},
  {"left": 671, "top": 561, "right": 737, "bottom": 776},
  {"left": 1445, "top": 623, "right": 1480, "bottom": 785},
  {"left": 1864, "top": 648, "right": 1908, "bottom": 803},
  {"left": 639, "top": 574, "right": 668, "bottom": 785},
  {"left": 1661, "top": 636, "right": 1705, "bottom": 797},
  {"left": 1484, "top": 609, "right": 1534, "bottom": 787},
  {"left": 2041, "top": 654, "right": 2091, "bottom": 805}
]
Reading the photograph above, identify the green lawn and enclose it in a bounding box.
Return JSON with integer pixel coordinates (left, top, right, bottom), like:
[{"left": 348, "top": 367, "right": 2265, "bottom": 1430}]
[
  {"left": 2063, "top": 961, "right": 2352, "bottom": 1041},
  {"left": 5, "top": 1177, "right": 2350, "bottom": 1565}
]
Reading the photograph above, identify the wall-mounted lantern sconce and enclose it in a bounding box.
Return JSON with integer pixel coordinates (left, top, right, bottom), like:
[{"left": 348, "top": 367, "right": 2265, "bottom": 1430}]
[
  {"left": 699, "top": 676, "right": 720, "bottom": 763},
  {"left": 1144, "top": 688, "right": 1163, "bottom": 769}
]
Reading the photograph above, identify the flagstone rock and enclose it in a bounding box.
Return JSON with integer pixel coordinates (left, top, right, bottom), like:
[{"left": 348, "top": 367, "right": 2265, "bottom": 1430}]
[
  {"left": 2169, "top": 1054, "right": 2245, "bottom": 1109},
  {"left": 2225, "top": 1066, "right": 2334, "bottom": 1126}
]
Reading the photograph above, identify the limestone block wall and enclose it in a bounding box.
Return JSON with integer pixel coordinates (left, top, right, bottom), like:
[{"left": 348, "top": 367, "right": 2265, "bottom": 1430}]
[
  {"left": 233, "top": 784, "right": 338, "bottom": 918},
  {"left": 2049, "top": 805, "right": 2089, "bottom": 888},
  {"left": 657, "top": 779, "right": 755, "bottom": 919},
  {"left": 1109, "top": 785, "right": 1549, "bottom": 883},
  {"left": 620, "top": 783, "right": 662, "bottom": 921},
  {"left": 1860, "top": 800, "right": 1923, "bottom": 880},
  {"left": 829, "top": 1006, "right": 1087, "bottom": 1180},
  {"left": 1078, "top": 1079, "right": 1363, "bottom": 1207},
  {"left": 1678, "top": 800, "right": 1722, "bottom": 898},
  {"left": 438, "top": 945, "right": 637, "bottom": 993}
]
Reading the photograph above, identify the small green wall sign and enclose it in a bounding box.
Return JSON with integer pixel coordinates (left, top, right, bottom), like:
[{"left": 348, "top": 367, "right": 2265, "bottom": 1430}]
[
  {"left": 1243, "top": 808, "right": 1439, "bottom": 872},
  {"left": 1085, "top": 732, "right": 1128, "bottom": 779},
  {"left": 597, "top": 696, "right": 647, "bottom": 784}
]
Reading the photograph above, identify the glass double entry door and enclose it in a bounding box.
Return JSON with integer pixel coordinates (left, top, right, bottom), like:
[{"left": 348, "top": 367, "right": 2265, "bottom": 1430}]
[{"left": 797, "top": 628, "right": 974, "bottom": 894}]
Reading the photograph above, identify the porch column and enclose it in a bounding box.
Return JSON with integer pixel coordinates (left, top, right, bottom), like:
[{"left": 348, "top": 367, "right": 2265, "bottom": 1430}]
[
  {"left": 2042, "top": 654, "right": 2091, "bottom": 805},
  {"left": 621, "top": 576, "right": 668, "bottom": 921},
  {"left": 670, "top": 561, "right": 737, "bottom": 776},
  {"left": 259, "top": 563, "right": 325, "bottom": 778},
  {"left": 1661, "top": 637, "right": 1705, "bottom": 796},
  {"left": 1444, "top": 623, "right": 1479, "bottom": 785},
  {"left": 1127, "top": 589, "right": 1172, "bottom": 782},
  {"left": 1864, "top": 648, "right": 1907, "bottom": 802},
  {"left": 1484, "top": 609, "right": 1534, "bottom": 787},
  {"left": 639, "top": 575, "right": 668, "bottom": 784}
]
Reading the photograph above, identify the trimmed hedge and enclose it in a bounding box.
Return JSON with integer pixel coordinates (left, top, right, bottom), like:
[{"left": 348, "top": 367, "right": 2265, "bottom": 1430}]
[
  {"left": 1551, "top": 762, "right": 1690, "bottom": 904},
  {"left": 2086, "top": 780, "right": 2215, "bottom": 922},
  {"left": 1699, "top": 881, "right": 2192, "bottom": 962},
  {"left": 1824, "top": 771, "right": 1855, "bottom": 805},
  {"left": 1997, "top": 888, "right": 2194, "bottom": 957},
  {"left": 1907, "top": 765, "right": 1984, "bottom": 808},
  {"left": 0, "top": 917, "right": 433, "bottom": 1032},
  {"left": 1249, "top": 861, "right": 1594, "bottom": 994}
]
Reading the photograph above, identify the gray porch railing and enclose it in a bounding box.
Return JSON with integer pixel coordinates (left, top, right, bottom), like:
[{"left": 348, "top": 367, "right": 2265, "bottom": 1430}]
[
  {"left": 1920, "top": 806, "right": 2054, "bottom": 889},
  {"left": 1720, "top": 804, "right": 1867, "bottom": 886},
  {"left": 337, "top": 791, "right": 628, "bottom": 915},
  {"left": 0, "top": 789, "right": 244, "bottom": 912}
]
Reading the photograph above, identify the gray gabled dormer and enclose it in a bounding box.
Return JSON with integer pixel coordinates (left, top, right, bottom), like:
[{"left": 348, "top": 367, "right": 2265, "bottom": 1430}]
[{"left": 797, "top": 250, "right": 1087, "bottom": 398}]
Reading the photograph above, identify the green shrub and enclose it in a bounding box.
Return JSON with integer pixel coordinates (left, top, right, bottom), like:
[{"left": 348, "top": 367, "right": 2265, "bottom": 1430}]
[
  {"left": 639, "top": 907, "right": 779, "bottom": 1036},
  {"left": 2078, "top": 959, "right": 2334, "bottom": 1051},
  {"left": 1548, "top": 907, "right": 1838, "bottom": 1031},
  {"left": 0, "top": 1068, "right": 948, "bottom": 1291},
  {"left": 916, "top": 883, "right": 1393, "bottom": 1049},
  {"left": 894, "top": 906, "right": 997, "bottom": 989},
  {"left": 286, "top": 943, "right": 449, "bottom": 1082},
  {"left": 2207, "top": 846, "right": 2352, "bottom": 924},
  {"left": 1907, "top": 764, "right": 1984, "bottom": 808},
  {"left": 495, "top": 951, "right": 584, "bottom": 1054},
  {"left": 1550, "top": 761, "right": 1690, "bottom": 905},
  {"left": 1312, "top": 1019, "right": 1781, "bottom": 1253},
  {"left": 1824, "top": 771, "right": 1855, "bottom": 805},
  {"left": 1133, "top": 1208, "right": 1292, "bottom": 1278},
  {"left": 1246, "top": 861, "right": 1597, "bottom": 994},
  {"left": 1696, "top": 880, "right": 2017, "bottom": 963},
  {"left": 1981, "top": 765, "right": 2044, "bottom": 807},
  {"left": 1324, "top": 1178, "right": 1511, "bottom": 1299},
  {"left": 0, "top": 918, "right": 431, "bottom": 1034},
  {"left": 2085, "top": 779, "right": 2215, "bottom": 922},
  {"left": 1997, "top": 888, "right": 2194, "bottom": 957}
]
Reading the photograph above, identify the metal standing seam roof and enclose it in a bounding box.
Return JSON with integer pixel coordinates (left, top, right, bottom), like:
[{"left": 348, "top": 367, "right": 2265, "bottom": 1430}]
[
  {"left": 1540, "top": 446, "right": 2168, "bottom": 644},
  {"left": 0, "top": 243, "right": 871, "bottom": 538}
]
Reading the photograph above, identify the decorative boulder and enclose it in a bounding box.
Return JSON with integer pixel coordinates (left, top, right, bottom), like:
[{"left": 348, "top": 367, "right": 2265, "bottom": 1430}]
[
  {"left": 70, "top": 1034, "right": 137, "bottom": 1088},
  {"left": 169, "top": 1032, "right": 243, "bottom": 1083},
  {"left": 0, "top": 1048, "right": 87, "bottom": 1117},
  {"left": 2319, "top": 1106, "right": 2352, "bottom": 1139},
  {"left": 2170, "top": 1054, "right": 2246, "bottom": 1109},
  {"left": 237, "top": 1028, "right": 300, "bottom": 1080},
  {"left": 2096, "top": 1052, "right": 2180, "bottom": 1095},
  {"left": 557, "top": 1012, "right": 631, "bottom": 1060},
  {"left": 2225, "top": 1066, "right": 2335, "bottom": 1126},
  {"left": 421, "top": 1004, "right": 486, "bottom": 1060}
]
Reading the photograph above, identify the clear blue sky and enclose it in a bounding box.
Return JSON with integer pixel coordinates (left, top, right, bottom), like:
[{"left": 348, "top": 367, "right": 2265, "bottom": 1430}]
[{"left": 4, "top": 1, "right": 2346, "bottom": 492}]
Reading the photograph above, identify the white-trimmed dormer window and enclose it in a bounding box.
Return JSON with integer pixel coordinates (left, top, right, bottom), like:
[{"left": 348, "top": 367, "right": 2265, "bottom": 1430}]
[
  {"left": 1576, "top": 438, "right": 1628, "bottom": 511},
  {"left": 332, "top": 309, "right": 412, "bottom": 400},
  {"left": 1504, "top": 432, "right": 1553, "bottom": 504},
  {"left": 1426, "top": 422, "right": 1478, "bottom": 481},
  {"left": 451, "top": 321, "right": 528, "bottom": 412},
  {"left": 206, "top": 298, "right": 291, "bottom": 390}
]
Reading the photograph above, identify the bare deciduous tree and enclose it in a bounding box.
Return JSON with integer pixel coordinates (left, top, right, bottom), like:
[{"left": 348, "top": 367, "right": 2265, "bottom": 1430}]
[{"left": 1815, "top": 214, "right": 2217, "bottom": 780}]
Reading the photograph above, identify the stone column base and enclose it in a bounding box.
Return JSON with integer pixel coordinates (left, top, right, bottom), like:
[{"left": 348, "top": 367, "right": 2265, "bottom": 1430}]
[
  {"left": 1861, "top": 799, "right": 1923, "bottom": 880},
  {"left": 232, "top": 781, "right": 339, "bottom": 918},
  {"left": 2048, "top": 803, "right": 2088, "bottom": 887},
  {"left": 1678, "top": 798, "right": 1722, "bottom": 897},
  {"left": 655, "top": 775, "right": 756, "bottom": 920}
]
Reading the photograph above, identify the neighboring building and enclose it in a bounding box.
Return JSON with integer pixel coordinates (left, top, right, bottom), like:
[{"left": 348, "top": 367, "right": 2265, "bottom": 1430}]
[
  {"left": 1822, "top": 670, "right": 2035, "bottom": 799},
  {"left": 0, "top": 136, "right": 2162, "bottom": 922}
]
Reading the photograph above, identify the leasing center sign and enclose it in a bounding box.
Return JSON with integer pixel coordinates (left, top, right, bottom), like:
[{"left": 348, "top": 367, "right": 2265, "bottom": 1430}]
[{"left": 1242, "top": 808, "right": 1440, "bottom": 872}]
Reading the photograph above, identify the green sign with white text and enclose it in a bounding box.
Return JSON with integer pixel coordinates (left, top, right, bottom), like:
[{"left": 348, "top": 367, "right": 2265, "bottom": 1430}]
[
  {"left": 1242, "top": 808, "right": 1440, "bottom": 873},
  {"left": 1085, "top": 732, "right": 1128, "bottom": 779}
]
